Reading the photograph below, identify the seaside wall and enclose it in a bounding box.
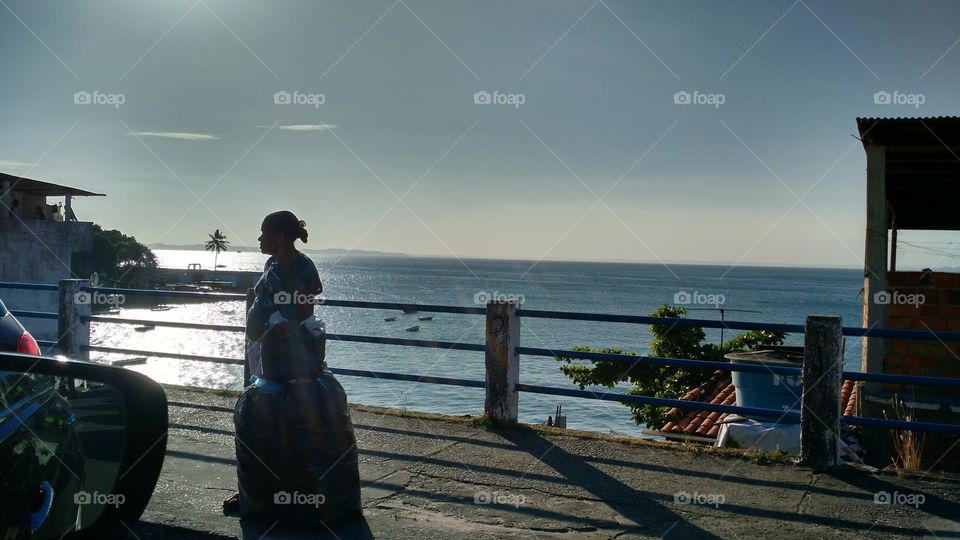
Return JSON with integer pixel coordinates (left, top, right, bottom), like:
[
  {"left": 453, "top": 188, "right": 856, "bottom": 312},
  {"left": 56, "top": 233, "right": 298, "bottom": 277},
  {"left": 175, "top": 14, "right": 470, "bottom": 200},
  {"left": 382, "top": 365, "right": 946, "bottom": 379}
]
[
  {"left": 0, "top": 219, "right": 94, "bottom": 339},
  {"left": 881, "top": 270, "right": 960, "bottom": 471}
]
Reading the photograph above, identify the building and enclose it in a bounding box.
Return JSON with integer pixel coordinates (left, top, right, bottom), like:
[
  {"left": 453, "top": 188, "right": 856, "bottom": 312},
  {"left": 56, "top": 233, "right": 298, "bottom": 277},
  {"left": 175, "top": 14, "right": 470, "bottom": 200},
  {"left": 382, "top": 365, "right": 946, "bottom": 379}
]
[
  {"left": 0, "top": 172, "right": 103, "bottom": 339},
  {"left": 857, "top": 116, "right": 960, "bottom": 471}
]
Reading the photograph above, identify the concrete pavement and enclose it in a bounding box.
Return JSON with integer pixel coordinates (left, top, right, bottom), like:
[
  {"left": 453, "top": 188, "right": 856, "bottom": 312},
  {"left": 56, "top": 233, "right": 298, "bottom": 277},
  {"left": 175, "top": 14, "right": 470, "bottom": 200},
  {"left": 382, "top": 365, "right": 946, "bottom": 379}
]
[{"left": 131, "top": 386, "right": 960, "bottom": 539}]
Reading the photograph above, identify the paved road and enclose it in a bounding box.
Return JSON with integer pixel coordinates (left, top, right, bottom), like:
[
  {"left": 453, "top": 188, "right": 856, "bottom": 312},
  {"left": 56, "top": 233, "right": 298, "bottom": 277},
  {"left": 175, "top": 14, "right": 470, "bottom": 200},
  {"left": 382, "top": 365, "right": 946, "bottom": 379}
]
[{"left": 131, "top": 386, "right": 960, "bottom": 539}]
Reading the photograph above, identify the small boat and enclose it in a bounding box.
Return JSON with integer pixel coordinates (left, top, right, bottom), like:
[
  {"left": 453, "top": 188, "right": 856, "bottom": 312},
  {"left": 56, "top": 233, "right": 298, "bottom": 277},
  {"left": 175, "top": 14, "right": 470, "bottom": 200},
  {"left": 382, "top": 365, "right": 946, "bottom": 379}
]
[
  {"left": 405, "top": 325, "right": 420, "bottom": 332},
  {"left": 113, "top": 357, "right": 148, "bottom": 367},
  {"left": 418, "top": 316, "right": 432, "bottom": 321},
  {"left": 384, "top": 316, "right": 397, "bottom": 322},
  {"left": 134, "top": 325, "right": 155, "bottom": 332},
  {"left": 401, "top": 306, "right": 418, "bottom": 314},
  {"left": 151, "top": 305, "right": 173, "bottom": 312}
]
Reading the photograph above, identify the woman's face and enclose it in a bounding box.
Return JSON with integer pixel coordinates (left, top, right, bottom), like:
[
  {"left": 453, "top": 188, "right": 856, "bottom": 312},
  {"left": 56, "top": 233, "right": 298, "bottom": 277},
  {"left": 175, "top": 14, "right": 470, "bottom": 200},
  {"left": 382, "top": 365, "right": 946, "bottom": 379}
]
[{"left": 258, "top": 222, "right": 281, "bottom": 255}]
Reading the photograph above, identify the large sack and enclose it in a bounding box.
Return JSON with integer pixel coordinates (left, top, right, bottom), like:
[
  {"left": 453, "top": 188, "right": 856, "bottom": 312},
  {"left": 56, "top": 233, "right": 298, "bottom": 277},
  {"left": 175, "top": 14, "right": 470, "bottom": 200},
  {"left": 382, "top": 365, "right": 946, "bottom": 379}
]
[
  {"left": 258, "top": 320, "right": 326, "bottom": 381},
  {"left": 234, "top": 370, "right": 361, "bottom": 526}
]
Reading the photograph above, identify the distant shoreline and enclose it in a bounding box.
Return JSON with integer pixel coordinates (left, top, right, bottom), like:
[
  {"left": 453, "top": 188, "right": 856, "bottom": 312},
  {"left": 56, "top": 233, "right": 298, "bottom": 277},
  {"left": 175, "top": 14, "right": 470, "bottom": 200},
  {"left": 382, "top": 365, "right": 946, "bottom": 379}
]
[{"left": 152, "top": 247, "right": 882, "bottom": 271}]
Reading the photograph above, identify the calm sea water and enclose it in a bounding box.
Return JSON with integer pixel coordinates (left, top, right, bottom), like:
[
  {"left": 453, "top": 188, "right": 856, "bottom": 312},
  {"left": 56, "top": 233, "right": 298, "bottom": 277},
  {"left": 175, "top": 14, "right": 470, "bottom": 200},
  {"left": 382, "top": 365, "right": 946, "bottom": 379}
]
[{"left": 89, "top": 250, "right": 865, "bottom": 436}]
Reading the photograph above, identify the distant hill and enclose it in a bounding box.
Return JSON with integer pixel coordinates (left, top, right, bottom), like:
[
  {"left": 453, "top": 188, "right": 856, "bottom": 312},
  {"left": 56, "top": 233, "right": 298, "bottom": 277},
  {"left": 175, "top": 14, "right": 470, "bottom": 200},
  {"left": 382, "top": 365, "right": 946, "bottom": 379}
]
[{"left": 149, "top": 244, "right": 408, "bottom": 257}]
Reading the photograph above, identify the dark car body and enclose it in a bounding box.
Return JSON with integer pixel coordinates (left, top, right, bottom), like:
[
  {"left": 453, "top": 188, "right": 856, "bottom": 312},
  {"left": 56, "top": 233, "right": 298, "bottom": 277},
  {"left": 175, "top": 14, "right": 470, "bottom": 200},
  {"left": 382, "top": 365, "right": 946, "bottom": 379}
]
[
  {"left": 0, "top": 298, "right": 40, "bottom": 355},
  {"left": 0, "top": 298, "right": 85, "bottom": 539}
]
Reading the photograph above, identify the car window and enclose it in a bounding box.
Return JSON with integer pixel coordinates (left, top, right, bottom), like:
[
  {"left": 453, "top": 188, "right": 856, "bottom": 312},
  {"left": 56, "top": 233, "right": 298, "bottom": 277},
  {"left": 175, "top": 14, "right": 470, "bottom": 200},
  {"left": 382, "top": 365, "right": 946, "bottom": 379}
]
[{"left": 0, "top": 298, "right": 7, "bottom": 318}]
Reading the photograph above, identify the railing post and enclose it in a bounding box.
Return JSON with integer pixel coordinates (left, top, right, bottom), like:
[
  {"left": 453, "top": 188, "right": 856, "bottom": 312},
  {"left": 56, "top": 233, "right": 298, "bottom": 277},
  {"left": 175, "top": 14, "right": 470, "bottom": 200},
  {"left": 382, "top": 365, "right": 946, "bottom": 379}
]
[
  {"left": 243, "top": 287, "right": 254, "bottom": 385},
  {"left": 484, "top": 300, "right": 519, "bottom": 423},
  {"left": 800, "top": 315, "right": 843, "bottom": 470},
  {"left": 57, "top": 279, "right": 90, "bottom": 362}
]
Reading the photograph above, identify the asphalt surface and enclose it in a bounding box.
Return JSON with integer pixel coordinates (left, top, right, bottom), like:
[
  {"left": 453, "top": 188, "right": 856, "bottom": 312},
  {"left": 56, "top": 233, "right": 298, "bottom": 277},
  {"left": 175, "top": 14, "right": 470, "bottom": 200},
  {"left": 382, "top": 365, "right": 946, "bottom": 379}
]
[{"left": 130, "top": 386, "right": 960, "bottom": 539}]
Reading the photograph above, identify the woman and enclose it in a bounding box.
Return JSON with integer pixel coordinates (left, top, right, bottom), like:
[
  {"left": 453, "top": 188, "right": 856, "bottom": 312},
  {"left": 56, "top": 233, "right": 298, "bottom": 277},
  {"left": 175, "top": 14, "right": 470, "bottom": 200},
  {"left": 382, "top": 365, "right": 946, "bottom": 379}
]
[
  {"left": 224, "top": 211, "right": 361, "bottom": 526},
  {"left": 246, "top": 210, "right": 325, "bottom": 382}
]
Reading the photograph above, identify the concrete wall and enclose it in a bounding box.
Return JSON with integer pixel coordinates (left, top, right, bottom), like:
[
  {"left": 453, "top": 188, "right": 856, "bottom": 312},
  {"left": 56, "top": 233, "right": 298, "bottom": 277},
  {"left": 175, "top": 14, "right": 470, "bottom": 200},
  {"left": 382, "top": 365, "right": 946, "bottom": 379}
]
[{"left": 0, "top": 218, "right": 93, "bottom": 339}]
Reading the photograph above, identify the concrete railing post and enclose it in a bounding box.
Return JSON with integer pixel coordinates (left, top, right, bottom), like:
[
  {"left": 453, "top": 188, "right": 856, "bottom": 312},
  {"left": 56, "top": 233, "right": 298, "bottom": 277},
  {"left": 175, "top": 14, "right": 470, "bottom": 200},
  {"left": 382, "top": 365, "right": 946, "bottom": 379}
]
[
  {"left": 484, "top": 300, "right": 519, "bottom": 423},
  {"left": 243, "top": 287, "right": 254, "bottom": 385},
  {"left": 800, "top": 315, "right": 843, "bottom": 470},
  {"left": 58, "top": 279, "right": 91, "bottom": 362}
]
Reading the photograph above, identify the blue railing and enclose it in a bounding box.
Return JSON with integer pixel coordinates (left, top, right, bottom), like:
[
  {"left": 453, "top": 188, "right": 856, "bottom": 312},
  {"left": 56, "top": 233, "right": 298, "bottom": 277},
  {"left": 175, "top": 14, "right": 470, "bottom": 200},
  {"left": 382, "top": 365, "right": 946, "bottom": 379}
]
[{"left": 3, "top": 281, "right": 960, "bottom": 436}]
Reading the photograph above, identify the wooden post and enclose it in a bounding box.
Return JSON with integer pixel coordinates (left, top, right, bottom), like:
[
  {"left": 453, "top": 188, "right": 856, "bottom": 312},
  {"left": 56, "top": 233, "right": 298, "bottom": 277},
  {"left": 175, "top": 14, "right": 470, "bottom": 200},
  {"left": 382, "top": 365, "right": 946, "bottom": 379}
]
[
  {"left": 58, "top": 279, "right": 91, "bottom": 362},
  {"left": 484, "top": 300, "right": 519, "bottom": 423},
  {"left": 800, "top": 315, "right": 843, "bottom": 470},
  {"left": 243, "top": 287, "right": 254, "bottom": 385}
]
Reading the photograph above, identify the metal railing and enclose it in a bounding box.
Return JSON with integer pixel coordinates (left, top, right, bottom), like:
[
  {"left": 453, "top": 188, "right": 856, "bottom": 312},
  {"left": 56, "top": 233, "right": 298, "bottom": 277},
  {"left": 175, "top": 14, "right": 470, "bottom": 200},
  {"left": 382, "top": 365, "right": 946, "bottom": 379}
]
[{"left": 3, "top": 279, "right": 960, "bottom": 469}]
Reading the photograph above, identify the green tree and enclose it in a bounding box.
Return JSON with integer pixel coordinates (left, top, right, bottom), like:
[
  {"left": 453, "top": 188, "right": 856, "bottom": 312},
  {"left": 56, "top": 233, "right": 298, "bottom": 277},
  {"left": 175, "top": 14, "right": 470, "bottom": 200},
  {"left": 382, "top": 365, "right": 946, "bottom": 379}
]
[
  {"left": 71, "top": 225, "right": 158, "bottom": 286},
  {"left": 204, "top": 229, "right": 229, "bottom": 272},
  {"left": 554, "top": 305, "right": 786, "bottom": 428}
]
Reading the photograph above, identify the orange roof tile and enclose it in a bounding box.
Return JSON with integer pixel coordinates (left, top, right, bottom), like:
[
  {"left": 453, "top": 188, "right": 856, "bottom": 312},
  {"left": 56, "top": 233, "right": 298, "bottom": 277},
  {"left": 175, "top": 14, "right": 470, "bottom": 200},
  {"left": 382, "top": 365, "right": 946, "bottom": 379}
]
[{"left": 659, "top": 370, "right": 859, "bottom": 440}]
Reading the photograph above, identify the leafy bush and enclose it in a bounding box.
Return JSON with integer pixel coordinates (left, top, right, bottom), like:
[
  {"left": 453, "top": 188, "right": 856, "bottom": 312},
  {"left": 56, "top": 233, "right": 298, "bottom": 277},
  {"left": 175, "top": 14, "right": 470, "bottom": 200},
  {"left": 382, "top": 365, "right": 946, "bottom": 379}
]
[{"left": 555, "top": 305, "right": 785, "bottom": 428}]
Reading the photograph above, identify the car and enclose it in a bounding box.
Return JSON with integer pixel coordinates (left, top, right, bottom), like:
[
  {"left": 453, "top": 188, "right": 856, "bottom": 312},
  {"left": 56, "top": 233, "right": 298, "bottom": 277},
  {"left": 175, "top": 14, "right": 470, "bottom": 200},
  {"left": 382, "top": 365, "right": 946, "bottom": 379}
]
[
  {"left": 0, "top": 297, "right": 41, "bottom": 355},
  {"left": 0, "top": 300, "right": 168, "bottom": 539}
]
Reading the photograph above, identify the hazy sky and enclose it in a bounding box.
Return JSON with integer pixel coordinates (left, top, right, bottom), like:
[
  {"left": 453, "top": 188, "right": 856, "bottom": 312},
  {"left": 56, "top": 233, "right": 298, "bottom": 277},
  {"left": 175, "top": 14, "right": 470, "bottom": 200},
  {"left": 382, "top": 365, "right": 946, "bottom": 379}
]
[{"left": 2, "top": 1, "right": 959, "bottom": 268}]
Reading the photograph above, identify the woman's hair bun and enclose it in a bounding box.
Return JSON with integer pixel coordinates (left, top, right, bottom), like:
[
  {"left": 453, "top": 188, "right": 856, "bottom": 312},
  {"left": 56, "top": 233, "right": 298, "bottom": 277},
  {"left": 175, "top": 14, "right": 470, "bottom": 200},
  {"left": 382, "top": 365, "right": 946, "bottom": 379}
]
[{"left": 297, "top": 220, "right": 309, "bottom": 243}]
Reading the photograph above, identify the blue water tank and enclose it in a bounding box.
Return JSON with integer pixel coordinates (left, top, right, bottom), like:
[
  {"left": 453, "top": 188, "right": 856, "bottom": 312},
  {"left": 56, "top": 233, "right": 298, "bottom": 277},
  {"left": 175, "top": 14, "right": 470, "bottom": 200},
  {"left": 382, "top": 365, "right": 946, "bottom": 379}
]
[{"left": 725, "top": 347, "right": 803, "bottom": 423}]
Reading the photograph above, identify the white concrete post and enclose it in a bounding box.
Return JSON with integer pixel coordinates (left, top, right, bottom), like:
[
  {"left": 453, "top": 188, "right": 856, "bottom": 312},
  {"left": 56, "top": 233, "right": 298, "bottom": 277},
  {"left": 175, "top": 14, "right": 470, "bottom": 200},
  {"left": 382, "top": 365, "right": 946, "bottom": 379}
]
[
  {"left": 800, "top": 315, "right": 843, "bottom": 470},
  {"left": 58, "top": 279, "right": 91, "bottom": 362},
  {"left": 484, "top": 300, "right": 519, "bottom": 423}
]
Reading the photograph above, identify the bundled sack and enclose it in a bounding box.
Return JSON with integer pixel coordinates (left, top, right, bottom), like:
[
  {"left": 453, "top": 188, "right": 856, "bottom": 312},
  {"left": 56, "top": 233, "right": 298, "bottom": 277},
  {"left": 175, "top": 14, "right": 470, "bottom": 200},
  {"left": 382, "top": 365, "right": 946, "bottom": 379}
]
[
  {"left": 258, "top": 315, "right": 326, "bottom": 382},
  {"left": 234, "top": 370, "right": 362, "bottom": 526}
]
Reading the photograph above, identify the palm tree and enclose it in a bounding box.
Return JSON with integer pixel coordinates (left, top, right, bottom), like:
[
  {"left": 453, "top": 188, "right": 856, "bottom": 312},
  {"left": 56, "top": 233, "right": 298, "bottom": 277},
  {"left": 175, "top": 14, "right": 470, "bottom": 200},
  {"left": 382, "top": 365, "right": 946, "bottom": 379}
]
[{"left": 204, "top": 229, "right": 229, "bottom": 272}]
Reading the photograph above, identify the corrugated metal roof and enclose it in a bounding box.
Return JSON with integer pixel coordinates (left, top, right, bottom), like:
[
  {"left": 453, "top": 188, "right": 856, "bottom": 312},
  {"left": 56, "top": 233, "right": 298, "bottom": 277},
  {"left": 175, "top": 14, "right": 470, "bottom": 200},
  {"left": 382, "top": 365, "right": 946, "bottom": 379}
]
[
  {"left": 856, "top": 116, "right": 960, "bottom": 231},
  {"left": 0, "top": 172, "right": 105, "bottom": 197}
]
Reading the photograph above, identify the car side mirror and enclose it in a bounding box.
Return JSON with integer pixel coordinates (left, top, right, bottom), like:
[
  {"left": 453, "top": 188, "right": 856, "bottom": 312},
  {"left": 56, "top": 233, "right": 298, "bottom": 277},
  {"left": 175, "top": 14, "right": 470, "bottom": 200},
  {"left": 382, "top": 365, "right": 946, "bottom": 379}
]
[{"left": 0, "top": 352, "right": 168, "bottom": 539}]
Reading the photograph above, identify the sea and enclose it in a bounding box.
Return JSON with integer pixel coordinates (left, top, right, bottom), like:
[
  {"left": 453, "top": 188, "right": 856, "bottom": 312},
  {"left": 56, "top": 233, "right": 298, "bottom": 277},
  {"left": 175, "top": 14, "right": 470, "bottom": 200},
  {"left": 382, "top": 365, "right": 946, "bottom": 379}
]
[{"left": 89, "top": 250, "right": 865, "bottom": 436}]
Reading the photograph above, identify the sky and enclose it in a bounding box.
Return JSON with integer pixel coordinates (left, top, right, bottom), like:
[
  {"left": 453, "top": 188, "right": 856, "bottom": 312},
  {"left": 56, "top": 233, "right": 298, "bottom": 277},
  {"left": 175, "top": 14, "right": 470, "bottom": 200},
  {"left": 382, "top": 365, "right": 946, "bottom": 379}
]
[{"left": 1, "top": 0, "right": 959, "bottom": 268}]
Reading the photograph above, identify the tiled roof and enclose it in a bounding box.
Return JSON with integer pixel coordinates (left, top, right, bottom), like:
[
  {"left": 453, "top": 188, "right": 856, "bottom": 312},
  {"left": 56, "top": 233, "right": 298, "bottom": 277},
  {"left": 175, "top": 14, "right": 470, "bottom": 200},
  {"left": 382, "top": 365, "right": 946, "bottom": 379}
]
[{"left": 659, "top": 370, "right": 858, "bottom": 440}]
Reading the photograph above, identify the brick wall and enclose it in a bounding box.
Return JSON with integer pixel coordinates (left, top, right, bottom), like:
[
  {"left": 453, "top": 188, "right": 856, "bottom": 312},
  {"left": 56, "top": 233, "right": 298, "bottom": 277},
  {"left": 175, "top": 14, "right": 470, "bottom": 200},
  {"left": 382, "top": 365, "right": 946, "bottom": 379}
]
[{"left": 881, "top": 271, "right": 960, "bottom": 472}]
